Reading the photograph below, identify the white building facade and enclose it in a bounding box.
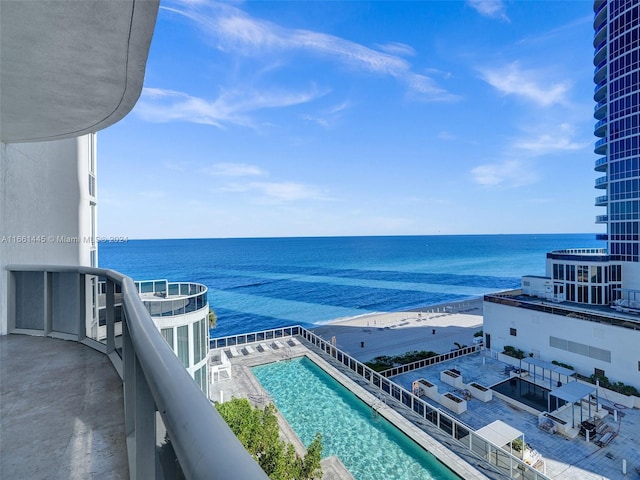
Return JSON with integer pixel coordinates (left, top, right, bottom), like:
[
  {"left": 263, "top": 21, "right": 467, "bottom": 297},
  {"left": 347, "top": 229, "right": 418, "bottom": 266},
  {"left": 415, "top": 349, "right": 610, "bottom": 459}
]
[{"left": 136, "top": 280, "right": 210, "bottom": 396}]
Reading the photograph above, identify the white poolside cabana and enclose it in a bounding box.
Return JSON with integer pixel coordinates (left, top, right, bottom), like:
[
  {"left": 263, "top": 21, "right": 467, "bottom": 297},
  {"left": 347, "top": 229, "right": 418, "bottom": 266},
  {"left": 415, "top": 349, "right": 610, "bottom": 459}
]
[
  {"left": 476, "top": 420, "right": 524, "bottom": 458},
  {"left": 521, "top": 357, "right": 577, "bottom": 389},
  {"left": 548, "top": 381, "right": 598, "bottom": 428}
]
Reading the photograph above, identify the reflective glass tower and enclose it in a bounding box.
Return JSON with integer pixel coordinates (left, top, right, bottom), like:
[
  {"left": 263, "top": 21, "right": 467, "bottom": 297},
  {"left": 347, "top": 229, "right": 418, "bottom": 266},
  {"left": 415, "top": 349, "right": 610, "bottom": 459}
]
[{"left": 594, "top": 1, "right": 640, "bottom": 282}]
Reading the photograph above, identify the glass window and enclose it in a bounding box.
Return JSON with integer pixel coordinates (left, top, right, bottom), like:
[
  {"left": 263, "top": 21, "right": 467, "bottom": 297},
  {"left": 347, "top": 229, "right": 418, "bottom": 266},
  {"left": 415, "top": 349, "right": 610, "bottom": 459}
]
[
  {"left": 194, "top": 365, "right": 207, "bottom": 396},
  {"left": 192, "top": 318, "right": 208, "bottom": 364},
  {"left": 177, "top": 325, "right": 189, "bottom": 368},
  {"left": 161, "top": 327, "right": 174, "bottom": 351}
]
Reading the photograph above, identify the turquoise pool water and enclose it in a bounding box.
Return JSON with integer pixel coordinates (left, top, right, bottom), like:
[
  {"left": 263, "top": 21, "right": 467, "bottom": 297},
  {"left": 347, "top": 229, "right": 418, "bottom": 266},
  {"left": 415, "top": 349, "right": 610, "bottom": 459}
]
[{"left": 252, "top": 357, "right": 461, "bottom": 480}]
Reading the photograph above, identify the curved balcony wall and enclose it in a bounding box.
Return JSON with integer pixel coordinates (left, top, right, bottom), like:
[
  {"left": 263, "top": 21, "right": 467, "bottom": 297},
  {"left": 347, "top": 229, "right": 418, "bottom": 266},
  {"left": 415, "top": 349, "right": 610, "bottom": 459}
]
[
  {"left": 594, "top": 21, "right": 607, "bottom": 47},
  {"left": 594, "top": 80, "right": 607, "bottom": 102},
  {"left": 594, "top": 156, "right": 607, "bottom": 172},
  {"left": 594, "top": 118, "right": 607, "bottom": 137},
  {"left": 594, "top": 137, "right": 607, "bottom": 155},
  {"left": 594, "top": 100, "right": 607, "bottom": 120},
  {"left": 594, "top": 44, "right": 607, "bottom": 67},
  {"left": 137, "top": 280, "right": 209, "bottom": 317},
  {"left": 595, "top": 233, "right": 608, "bottom": 241},
  {"left": 595, "top": 195, "right": 608, "bottom": 206},
  {"left": 594, "top": 62, "right": 607, "bottom": 84},
  {"left": 547, "top": 248, "right": 609, "bottom": 262},
  {"left": 595, "top": 214, "right": 609, "bottom": 224},
  {"left": 593, "top": 0, "right": 606, "bottom": 14},
  {"left": 593, "top": 4, "right": 607, "bottom": 30},
  {"left": 595, "top": 175, "right": 608, "bottom": 188}
]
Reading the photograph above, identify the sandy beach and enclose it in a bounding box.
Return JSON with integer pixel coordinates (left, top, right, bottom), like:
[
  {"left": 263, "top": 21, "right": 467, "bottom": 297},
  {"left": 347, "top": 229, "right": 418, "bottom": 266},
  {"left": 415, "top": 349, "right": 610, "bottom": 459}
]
[{"left": 311, "top": 298, "right": 484, "bottom": 362}]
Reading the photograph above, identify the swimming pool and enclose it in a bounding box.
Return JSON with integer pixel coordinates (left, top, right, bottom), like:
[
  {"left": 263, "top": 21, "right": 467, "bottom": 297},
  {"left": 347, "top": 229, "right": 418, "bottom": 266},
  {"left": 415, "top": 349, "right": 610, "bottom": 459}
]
[
  {"left": 492, "top": 377, "right": 552, "bottom": 412},
  {"left": 252, "top": 356, "right": 461, "bottom": 480}
]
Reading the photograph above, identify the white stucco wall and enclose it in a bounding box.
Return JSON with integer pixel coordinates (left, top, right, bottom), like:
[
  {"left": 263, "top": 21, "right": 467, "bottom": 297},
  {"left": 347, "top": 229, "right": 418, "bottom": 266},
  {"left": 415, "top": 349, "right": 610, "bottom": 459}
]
[
  {"left": 0, "top": 135, "right": 95, "bottom": 334},
  {"left": 483, "top": 300, "right": 640, "bottom": 389},
  {"left": 153, "top": 306, "right": 210, "bottom": 391},
  {"left": 621, "top": 262, "right": 640, "bottom": 291}
]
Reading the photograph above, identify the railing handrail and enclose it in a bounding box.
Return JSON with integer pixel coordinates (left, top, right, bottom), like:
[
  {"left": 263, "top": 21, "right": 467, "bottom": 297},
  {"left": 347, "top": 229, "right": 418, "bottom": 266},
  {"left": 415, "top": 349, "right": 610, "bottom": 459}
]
[{"left": 7, "top": 264, "right": 268, "bottom": 480}]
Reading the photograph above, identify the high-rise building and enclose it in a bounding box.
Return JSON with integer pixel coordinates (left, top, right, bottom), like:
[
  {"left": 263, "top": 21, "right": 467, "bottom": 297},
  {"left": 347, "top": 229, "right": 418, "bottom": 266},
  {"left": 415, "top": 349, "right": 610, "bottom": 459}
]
[
  {"left": 594, "top": 0, "right": 640, "bottom": 274},
  {"left": 483, "top": 0, "right": 640, "bottom": 391}
]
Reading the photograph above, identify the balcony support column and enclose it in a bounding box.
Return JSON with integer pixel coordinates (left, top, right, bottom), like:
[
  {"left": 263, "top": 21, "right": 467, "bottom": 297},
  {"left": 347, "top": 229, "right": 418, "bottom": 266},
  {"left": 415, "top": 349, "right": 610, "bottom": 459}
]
[
  {"left": 134, "top": 355, "right": 157, "bottom": 480},
  {"left": 123, "top": 317, "right": 157, "bottom": 479}
]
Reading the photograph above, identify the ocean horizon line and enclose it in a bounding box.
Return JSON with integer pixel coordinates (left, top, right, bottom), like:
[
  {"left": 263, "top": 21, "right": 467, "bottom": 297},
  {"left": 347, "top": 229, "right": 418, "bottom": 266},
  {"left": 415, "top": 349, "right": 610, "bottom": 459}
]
[{"left": 110, "top": 232, "right": 602, "bottom": 242}]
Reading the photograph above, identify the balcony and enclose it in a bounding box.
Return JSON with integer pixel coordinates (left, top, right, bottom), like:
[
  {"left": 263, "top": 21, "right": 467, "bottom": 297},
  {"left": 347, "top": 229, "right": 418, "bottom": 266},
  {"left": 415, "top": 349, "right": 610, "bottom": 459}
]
[
  {"left": 595, "top": 175, "right": 608, "bottom": 188},
  {"left": 595, "top": 233, "right": 609, "bottom": 241},
  {"left": 594, "top": 137, "right": 607, "bottom": 155},
  {"left": 594, "top": 156, "right": 607, "bottom": 172},
  {"left": 593, "top": 0, "right": 605, "bottom": 13},
  {"left": 594, "top": 21, "right": 607, "bottom": 48},
  {"left": 594, "top": 43, "right": 607, "bottom": 67},
  {"left": 594, "top": 100, "right": 607, "bottom": 120},
  {"left": 594, "top": 80, "right": 607, "bottom": 102},
  {"left": 595, "top": 214, "right": 609, "bottom": 224},
  {"left": 595, "top": 195, "right": 608, "bottom": 206},
  {"left": 135, "top": 280, "right": 208, "bottom": 317},
  {"left": 1, "top": 266, "right": 269, "bottom": 480},
  {"left": 547, "top": 248, "right": 609, "bottom": 262},
  {"left": 593, "top": 3, "right": 607, "bottom": 31},
  {"left": 594, "top": 118, "right": 607, "bottom": 137},
  {"left": 594, "top": 61, "right": 607, "bottom": 85}
]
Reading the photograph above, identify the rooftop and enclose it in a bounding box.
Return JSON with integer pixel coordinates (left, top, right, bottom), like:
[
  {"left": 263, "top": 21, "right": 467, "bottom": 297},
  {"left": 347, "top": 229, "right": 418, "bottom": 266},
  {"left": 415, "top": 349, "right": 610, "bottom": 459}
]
[{"left": 391, "top": 352, "right": 640, "bottom": 480}]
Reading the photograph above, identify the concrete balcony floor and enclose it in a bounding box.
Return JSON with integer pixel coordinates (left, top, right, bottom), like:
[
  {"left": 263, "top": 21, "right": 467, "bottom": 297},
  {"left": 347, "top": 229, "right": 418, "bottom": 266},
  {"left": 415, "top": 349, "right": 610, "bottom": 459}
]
[{"left": 1, "top": 334, "right": 128, "bottom": 479}]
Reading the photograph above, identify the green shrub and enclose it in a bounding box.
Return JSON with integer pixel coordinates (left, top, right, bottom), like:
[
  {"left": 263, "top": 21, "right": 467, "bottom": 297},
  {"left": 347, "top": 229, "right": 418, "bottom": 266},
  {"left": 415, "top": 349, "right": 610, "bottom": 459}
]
[
  {"left": 364, "top": 350, "right": 438, "bottom": 371},
  {"left": 502, "top": 346, "right": 525, "bottom": 359},
  {"left": 551, "top": 360, "right": 574, "bottom": 370}
]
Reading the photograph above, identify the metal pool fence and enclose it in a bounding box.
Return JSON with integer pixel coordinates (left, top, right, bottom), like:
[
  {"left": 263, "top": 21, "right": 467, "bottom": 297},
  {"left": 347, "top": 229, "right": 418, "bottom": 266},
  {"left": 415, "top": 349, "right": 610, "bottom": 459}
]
[{"left": 211, "top": 326, "right": 550, "bottom": 480}]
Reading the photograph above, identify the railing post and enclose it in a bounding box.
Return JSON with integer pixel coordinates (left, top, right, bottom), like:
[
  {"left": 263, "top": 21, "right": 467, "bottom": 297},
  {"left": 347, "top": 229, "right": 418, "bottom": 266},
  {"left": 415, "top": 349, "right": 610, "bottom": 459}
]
[
  {"left": 134, "top": 355, "right": 157, "bottom": 480},
  {"left": 106, "top": 279, "right": 115, "bottom": 354}
]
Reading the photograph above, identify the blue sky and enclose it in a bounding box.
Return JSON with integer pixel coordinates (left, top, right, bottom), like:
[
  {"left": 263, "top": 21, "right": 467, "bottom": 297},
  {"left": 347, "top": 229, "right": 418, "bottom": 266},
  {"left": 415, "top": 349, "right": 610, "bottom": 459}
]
[{"left": 99, "top": 0, "right": 601, "bottom": 239}]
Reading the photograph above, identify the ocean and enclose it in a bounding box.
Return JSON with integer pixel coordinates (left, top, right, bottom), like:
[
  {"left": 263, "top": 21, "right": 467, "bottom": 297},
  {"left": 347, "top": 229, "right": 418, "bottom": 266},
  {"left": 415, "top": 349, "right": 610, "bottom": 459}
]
[{"left": 98, "top": 234, "right": 603, "bottom": 337}]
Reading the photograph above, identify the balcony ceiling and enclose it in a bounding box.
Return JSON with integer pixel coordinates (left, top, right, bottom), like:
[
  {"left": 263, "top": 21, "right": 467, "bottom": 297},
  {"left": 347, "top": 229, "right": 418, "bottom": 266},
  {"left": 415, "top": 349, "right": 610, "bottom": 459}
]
[{"left": 0, "top": 0, "right": 159, "bottom": 143}]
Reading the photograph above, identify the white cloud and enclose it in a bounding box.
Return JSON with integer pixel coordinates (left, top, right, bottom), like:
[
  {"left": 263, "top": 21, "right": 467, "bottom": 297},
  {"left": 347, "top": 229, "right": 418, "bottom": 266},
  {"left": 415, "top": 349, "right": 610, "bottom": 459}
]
[
  {"left": 301, "top": 100, "right": 353, "bottom": 128},
  {"left": 376, "top": 42, "right": 416, "bottom": 57},
  {"left": 202, "top": 162, "right": 266, "bottom": 177},
  {"left": 163, "top": 1, "right": 457, "bottom": 101},
  {"left": 467, "top": 0, "right": 509, "bottom": 22},
  {"left": 513, "top": 123, "right": 590, "bottom": 155},
  {"left": 480, "top": 62, "right": 571, "bottom": 107},
  {"left": 136, "top": 87, "right": 325, "bottom": 128},
  {"left": 471, "top": 159, "right": 537, "bottom": 187},
  {"left": 220, "top": 181, "right": 331, "bottom": 203}
]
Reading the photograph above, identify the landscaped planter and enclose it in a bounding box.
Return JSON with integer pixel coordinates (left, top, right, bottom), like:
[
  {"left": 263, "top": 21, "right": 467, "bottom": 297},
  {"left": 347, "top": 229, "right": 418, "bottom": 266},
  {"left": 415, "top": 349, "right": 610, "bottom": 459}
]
[
  {"left": 440, "top": 369, "right": 464, "bottom": 388},
  {"left": 412, "top": 379, "right": 438, "bottom": 399},
  {"left": 440, "top": 392, "right": 467, "bottom": 414},
  {"left": 467, "top": 382, "right": 492, "bottom": 402}
]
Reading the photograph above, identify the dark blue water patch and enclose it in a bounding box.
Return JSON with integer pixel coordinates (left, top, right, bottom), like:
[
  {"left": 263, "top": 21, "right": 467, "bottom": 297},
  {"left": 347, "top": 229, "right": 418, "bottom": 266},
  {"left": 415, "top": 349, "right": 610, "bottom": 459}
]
[
  {"left": 209, "top": 278, "right": 469, "bottom": 312},
  {"left": 214, "top": 264, "right": 519, "bottom": 290},
  {"left": 210, "top": 307, "right": 317, "bottom": 338}
]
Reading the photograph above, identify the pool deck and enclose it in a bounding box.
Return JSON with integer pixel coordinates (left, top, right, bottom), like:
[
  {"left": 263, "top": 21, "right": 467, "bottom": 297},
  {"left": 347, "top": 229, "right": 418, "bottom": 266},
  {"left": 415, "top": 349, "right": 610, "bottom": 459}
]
[
  {"left": 391, "top": 352, "right": 640, "bottom": 480},
  {"left": 209, "top": 339, "right": 493, "bottom": 480}
]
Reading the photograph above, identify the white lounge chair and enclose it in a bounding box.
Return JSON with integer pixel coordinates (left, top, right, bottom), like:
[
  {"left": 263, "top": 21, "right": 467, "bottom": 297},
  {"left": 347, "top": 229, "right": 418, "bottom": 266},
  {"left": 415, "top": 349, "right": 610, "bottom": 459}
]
[
  {"left": 288, "top": 337, "right": 300, "bottom": 346},
  {"left": 272, "top": 340, "right": 284, "bottom": 349},
  {"left": 228, "top": 346, "right": 240, "bottom": 357},
  {"left": 259, "top": 343, "right": 270, "bottom": 352},
  {"left": 243, "top": 345, "right": 254, "bottom": 355}
]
